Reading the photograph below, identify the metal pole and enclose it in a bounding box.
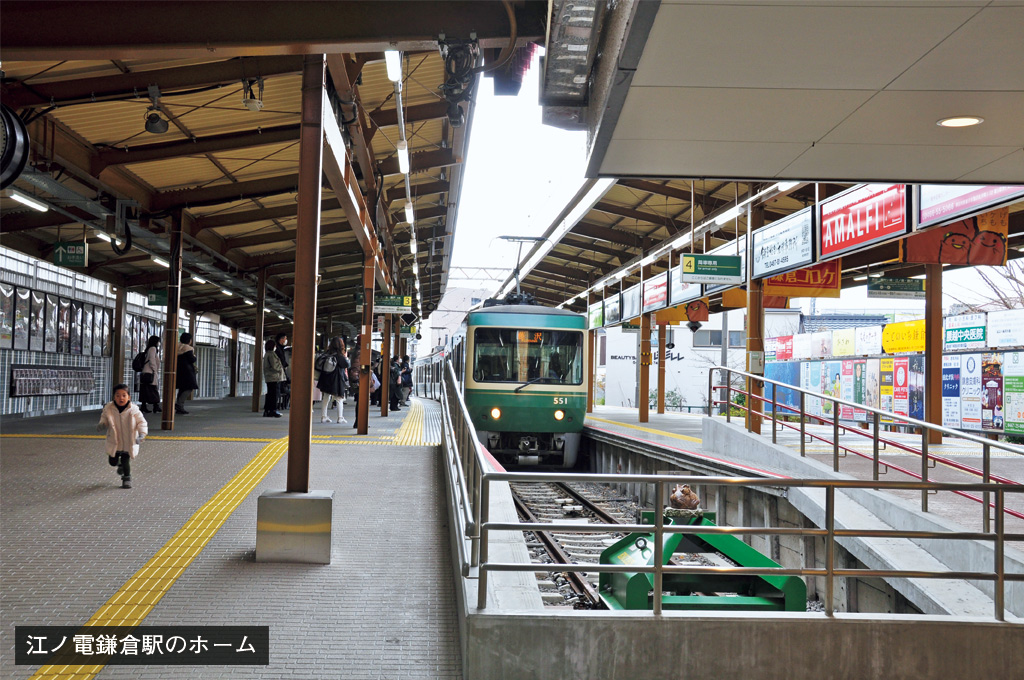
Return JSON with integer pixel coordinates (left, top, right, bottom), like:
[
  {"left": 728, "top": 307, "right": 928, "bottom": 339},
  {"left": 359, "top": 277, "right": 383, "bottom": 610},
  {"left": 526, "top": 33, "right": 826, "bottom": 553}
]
[
  {"left": 983, "top": 443, "right": 991, "bottom": 534},
  {"left": 771, "top": 387, "right": 777, "bottom": 444},
  {"left": 800, "top": 391, "right": 806, "bottom": 457},
  {"left": 725, "top": 371, "right": 732, "bottom": 423},
  {"left": 921, "top": 429, "right": 929, "bottom": 512},
  {"left": 653, "top": 481, "right": 664, "bottom": 616},
  {"left": 872, "top": 411, "right": 881, "bottom": 482},
  {"left": 832, "top": 399, "right": 840, "bottom": 472},
  {"left": 707, "top": 368, "right": 714, "bottom": 416},
  {"left": 477, "top": 477, "right": 490, "bottom": 610},
  {"left": 825, "top": 486, "right": 835, "bottom": 617},
  {"left": 995, "top": 489, "right": 1005, "bottom": 622}
]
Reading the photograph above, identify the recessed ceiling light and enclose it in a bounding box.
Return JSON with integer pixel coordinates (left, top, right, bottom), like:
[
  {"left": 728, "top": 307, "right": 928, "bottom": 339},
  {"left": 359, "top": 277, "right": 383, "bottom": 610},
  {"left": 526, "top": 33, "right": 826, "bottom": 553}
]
[{"left": 937, "top": 116, "right": 984, "bottom": 128}]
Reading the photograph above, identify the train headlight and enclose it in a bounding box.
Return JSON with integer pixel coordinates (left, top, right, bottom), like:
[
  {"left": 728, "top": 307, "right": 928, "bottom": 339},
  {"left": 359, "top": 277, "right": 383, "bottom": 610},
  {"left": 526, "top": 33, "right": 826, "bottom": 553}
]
[
  {"left": 490, "top": 407, "right": 501, "bottom": 420},
  {"left": 554, "top": 409, "right": 565, "bottom": 421}
]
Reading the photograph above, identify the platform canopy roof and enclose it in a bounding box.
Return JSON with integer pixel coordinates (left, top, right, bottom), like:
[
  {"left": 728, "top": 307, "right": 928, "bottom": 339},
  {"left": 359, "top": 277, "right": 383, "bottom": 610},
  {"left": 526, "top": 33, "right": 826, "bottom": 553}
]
[{"left": 0, "top": 1, "right": 548, "bottom": 335}]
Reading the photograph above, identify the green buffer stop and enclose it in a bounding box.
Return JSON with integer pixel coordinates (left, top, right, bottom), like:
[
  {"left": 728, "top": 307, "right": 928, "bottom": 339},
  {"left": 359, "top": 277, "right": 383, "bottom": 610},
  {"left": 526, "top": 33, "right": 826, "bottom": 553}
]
[{"left": 599, "top": 511, "right": 806, "bottom": 612}]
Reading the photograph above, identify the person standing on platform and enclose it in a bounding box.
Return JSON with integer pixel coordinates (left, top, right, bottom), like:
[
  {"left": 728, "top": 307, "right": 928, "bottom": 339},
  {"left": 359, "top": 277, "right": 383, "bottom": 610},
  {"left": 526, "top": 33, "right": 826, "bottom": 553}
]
[
  {"left": 139, "top": 335, "right": 162, "bottom": 413},
  {"left": 400, "top": 354, "right": 413, "bottom": 405},
  {"left": 98, "top": 383, "right": 147, "bottom": 489},
  {"left": 316, "top": 337, "right": 350, "bottom": 424},
  {"left": 262, "top": 339, "right": 284, "bottom": 418},
  {"left": 274, "top": 332, "right": 290, "bottom": 410},
  {"left": 389, "top": 356, "right": 403, "bottom": 412},
  {"left": 175, "top": 332, "right": 199, "bottom": 415}
]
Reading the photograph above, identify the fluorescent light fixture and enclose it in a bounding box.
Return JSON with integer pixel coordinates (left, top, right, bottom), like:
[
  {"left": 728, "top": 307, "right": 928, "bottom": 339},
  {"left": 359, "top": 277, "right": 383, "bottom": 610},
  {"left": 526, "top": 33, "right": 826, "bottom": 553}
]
[
  {"left": 414, "top": 278, "right": 420, "bottom": 290},
  {"left": 244, "top": 299, "right": 254, "bottom": 306},
  {"left": 95, "top": 232, "right": 112, "bottom": 243},
  {"left": 404, "top": 201, "right": 414, "bottom": 223},
  {"left": 264, "top": 307, "right": 271, "bottom": 313},
  {"left": 152, "top": 256, "right": 170, "bottom": 268},
  {"left": 775, "top": 181, "right": 799, "bottom": 192},
  {"left": 853, "top": 276, "right": 867, "bottom": 281},
  {"left": 278, "top": 314, "right": 286, "bottom": 320},
  {"left": 715, "top": 206, "right": 741, "bottom": 225},
  {"left": 384, "top": 50, "right": 402, "bottom": 82},
  {"left": 910, "top": 274, "right": 926, "bottom": 280},
  {"left": 192, "top": 275, "right": 207, "bottom": 284},
  {"left": 397, "top": 141, "right": 410, "bottom": 174},
  {"left": 410, "top": 238, "right": 418, "bottom": 255},
  {"left": 10, "top": 190, "right": 48, "bottom": 212},
  {"left": 221, "top": 289, "right": 233, "bottom": 296},
  {"left": 937, "top": 116, "right": 983, "bottom": 128}
]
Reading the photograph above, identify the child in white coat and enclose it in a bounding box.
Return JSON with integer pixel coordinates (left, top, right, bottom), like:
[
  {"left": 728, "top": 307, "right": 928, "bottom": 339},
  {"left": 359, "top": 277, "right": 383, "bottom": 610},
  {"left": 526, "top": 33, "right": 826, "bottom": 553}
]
[{"left": 98, "top": 383, "right": 148, "bottom": 489}]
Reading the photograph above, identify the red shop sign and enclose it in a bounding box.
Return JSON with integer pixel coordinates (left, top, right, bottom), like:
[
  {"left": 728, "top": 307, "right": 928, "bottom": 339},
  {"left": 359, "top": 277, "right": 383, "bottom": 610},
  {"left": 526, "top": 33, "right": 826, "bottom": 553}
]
[{"left": 819, "top": 184, "right": 910, "bottom": 258}]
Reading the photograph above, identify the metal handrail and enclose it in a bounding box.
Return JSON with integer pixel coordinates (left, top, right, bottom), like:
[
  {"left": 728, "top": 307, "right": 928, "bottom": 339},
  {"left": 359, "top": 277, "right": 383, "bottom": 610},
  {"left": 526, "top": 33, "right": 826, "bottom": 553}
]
[
  {"left": 474, "top": 471, "right": 1022, "bottom": 621},
  {"left": 708, "top": 365, "right": 1024, "bottom": 457}
]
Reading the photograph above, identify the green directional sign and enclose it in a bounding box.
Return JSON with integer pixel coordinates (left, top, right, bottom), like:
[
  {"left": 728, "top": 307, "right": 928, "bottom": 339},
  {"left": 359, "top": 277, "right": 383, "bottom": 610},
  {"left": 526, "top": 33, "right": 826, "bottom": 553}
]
[
  {"left": 681, "top": 254, "right": 742, "bottom": 285},
  {"left": 147, "top": 290, "right": 168, "bottom": 306},
  {"left": 53, "top": 241, "right": 88, "bottom": 267},
  {"left": 867, "top": 277, "right": 926, "bottom": 299},
  {"left": 373, "top": 294, "right": 413, "bottom": 314},
  {"left": 400, "top": 325, "right": 418, "bottom": 338}
]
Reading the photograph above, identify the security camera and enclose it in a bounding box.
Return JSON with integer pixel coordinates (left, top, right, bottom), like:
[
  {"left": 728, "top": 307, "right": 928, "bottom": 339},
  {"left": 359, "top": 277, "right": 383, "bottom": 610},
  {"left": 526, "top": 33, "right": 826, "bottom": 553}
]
[
  {"left": 415, "top": 333, "right": 422, "bottom": 340},
  {"left": 686, "top": 321, "right": 702, "bottom": 333},
  {"left": 665, "top": 342, "right": 676, "bottom": 350}
]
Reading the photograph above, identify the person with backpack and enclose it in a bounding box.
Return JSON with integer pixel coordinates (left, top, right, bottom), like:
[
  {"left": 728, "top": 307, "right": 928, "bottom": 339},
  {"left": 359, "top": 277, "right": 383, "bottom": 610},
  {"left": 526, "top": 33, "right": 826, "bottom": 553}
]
[
  {"left": 388, "top": 356, "right": 402, "bottom": 412},
  {"left": 175, "top": 332, "right": 199, "bottom": 415},
  {"left": 315, "top": 337, "right": 350, "bottom": 424},
  {"left": 400, "top": 354, "right": 413, "bottom": 406},
  {"left": 137, "top": 335, "right": 161, "bottom": 413}
]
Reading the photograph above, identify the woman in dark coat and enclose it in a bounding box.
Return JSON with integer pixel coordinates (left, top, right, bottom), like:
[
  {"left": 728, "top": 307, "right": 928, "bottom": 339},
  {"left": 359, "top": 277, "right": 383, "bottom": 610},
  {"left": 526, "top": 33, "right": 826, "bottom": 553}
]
[
  {"left": 139, "top": 335, "right": 162, "bottom": 413},
  {"left": 175, "top": 332, "right": 200, "bottom": 414},
  {"left": 316, "top": 336, "right": 350, "bottom": 424}
]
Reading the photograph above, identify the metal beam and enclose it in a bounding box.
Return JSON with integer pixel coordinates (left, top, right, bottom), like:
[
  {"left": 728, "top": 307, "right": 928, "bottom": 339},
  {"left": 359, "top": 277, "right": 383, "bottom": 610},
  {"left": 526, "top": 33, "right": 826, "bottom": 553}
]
[
  {"left": 1, "top": 2, "right": 548, "bottom": 60},
  {"left": 560, "top": 234, "right": 632, "bottom": 261},
  {"left": 152, "top": 174, "right": 299, "bottom": 212},
  {"left": 194, "top": 198, "right": 343, "bottom": 231},
  {"left": 378, "top": 148, "right": 456, "bottom": 177},
  {"left": 572, "top": 221, "right": 642, "bottom": 248},
  {"left": 223, "top": 221, "right": 354, "bottom": 251},
  {"left": 369, "top": 101, "right": 449, "bottom": 130},
  {"left": 593, "top": 201, "right": 681, "bottom": 235},
  {"left": 385, "top": 180, "right": 448, "bottom": 205}
]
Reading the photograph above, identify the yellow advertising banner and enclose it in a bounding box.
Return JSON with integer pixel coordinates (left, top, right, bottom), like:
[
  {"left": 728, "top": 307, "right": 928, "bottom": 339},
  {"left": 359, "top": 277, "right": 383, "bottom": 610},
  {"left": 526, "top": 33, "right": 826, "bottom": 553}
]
[
  {"left": 832, "top": 328, "right": 856, "bottom": 356},
  {"left": 882, "top": 319, "right": 926, "bottom": 354},
  {"left": 763, "top": 259, "right": 842, "bottom": 298},
  {"left": 721, "top": 288, "right": 747, "bottom": 308},
  {"left": 654, "top": 304, "right": 690, "bottom": 325}
]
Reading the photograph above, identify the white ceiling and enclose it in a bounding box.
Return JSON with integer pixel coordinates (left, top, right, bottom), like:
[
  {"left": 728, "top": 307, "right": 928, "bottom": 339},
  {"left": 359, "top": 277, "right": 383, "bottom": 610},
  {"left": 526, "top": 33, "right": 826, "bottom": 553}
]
[{"left": 595, "top": 1, "right": 1024, "bottom": 183}]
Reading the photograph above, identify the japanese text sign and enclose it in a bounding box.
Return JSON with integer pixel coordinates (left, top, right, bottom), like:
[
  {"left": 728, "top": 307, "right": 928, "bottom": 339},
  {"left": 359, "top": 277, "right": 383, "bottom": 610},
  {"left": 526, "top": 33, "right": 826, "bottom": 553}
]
[
  {"left": 819, "top": 184, "right": 910, "bottom": 258},
  {"left": 763, "top": 259, "right": 841, "bottom": 298}
]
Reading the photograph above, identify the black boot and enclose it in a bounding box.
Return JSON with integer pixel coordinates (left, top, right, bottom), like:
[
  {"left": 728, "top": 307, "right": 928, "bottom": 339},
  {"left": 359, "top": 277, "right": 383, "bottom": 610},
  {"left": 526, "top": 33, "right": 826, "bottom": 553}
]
[
  {"left": 153, "top": 404, "right": 161, "bottom": 412},
  {"left": 121, "top": 476, "right": 132, "bottom": 489},
  {"left": 140, "top": 405, "right": 150, "bottom": 413}
]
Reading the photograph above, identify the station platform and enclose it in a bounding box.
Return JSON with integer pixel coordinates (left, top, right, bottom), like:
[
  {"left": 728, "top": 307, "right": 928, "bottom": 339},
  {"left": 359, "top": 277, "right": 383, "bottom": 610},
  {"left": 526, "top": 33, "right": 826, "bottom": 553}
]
[
  {"left": 1, "top": 397, "right": 458, "bottom": 679},
  {"left": 585, "top": 406, "right": 1024, "bottom": 538}
]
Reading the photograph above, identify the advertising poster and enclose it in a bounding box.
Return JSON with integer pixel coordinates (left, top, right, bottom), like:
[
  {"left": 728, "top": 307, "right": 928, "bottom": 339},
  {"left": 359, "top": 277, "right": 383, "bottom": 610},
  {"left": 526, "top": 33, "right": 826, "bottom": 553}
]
[
  {"left": 621, "top": 284, "right": 641, "bottom": 321},
  {"left": 903, "top": 212, "right": 1008, "bottom": 266},
  {"left": 604, "top": 293, "right": 621, "bottom": 326},
  {"left": 819, "top": 360, "right": 842, "bottom": 419},
  {"left": 776, "top": 336, "right": 794, "bottom": 361},
  {"left": 588, "top": 301, "right": 604, "bottom": 330},
  {"left": 880, "top": 359, "right": 894, "bottom": 423},
  {"left": 669, "top": 265, "right": 701, "bottom": 305},
  {"left": 793, "top": 333, "right": 813, "bottom": 360},
  {"left": 851, "top": 360, "right": 868, "bottom": 421},
  {"left": 883, "top": 319, "right": 926, "bottom": 354},
  {"left": 29, "top": 290, "right": 45, "bottom": 352},
  {"left": 909, "top": 355, "right": 925, "bottom": 422},
  {"left": 919, "top": 184, "right": 1024, "bottom": 229},
  {"left": 811, "top": 331, "right": 833, "bottom": 359},
  {"left": 987, "top": 309, "right": 1024, "bottom": 348},
  {"left": 14, "top": 287, "right": 30, "bottom": 350},
  {"left": 944, "top": 313, "right": 987, "bottom": 351},
  {"left": 832, "top": 328, "right": 856, "bottom": 356},
  {"left": 1004, "top": 352, "right": 1024, "bottom": 435},
  {"left": 865, "top": 359, "right": 880, "bottom": 413},
  {"left": 83, "top": 305, "right": 94, "bottom": 357},
  {"left": 70, "top": 301, "right": 83, "bottom": 355},
  {"left": 981, "top": 353, "right": 1004, "bottom": 431},
  {"left": 765, "top": 361, "right": 801, "bottom": 414},
  {"left": 819, "top": 184, "right": 909, "bottom": 258},
  {"left": 856, "top": 325, "right": 883, "bottom": 356},
  {"left": 960, "top": 354, "right": 983, "bottom": 430},
  {"left": 751, "top": 206, "right": 814, "bottom": 279},
  {"left": 45, "top": 294, "right": 58, "bottom": 353},
  {"left": 0, "top": 282, "right": 13, "bottom": 349},
  {"left": 93, "top": 307, "right": 104, "bottom": 355},
  {"left": 803, "top": 361, "right": 822, "bottom": 418},
  {"left": 641, "top": 272, "right": 668, "bottom": 314},
  {"left": 942, "top": 354, "right": 962, "bottom": 429},
  {"left": 102, "top": 308, "right": 112, "bottom": 357},
  {"left": 840, "top": 361, "right": 855, "bottom": 421},
  {"left": 893, "top": 357, "right": 910, "bottom": 418},
  {"left": 58, "top": 297, "right": 71, "bottom": 353},
  {"left": 763, "top": 259, "right": 841, "bottom": 298}
]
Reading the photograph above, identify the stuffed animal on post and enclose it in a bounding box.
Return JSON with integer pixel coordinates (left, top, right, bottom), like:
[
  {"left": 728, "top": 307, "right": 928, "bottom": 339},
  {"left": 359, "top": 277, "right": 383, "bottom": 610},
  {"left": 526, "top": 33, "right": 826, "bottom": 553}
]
[{"left": 670, "top": 484, "right": 700, "bottom": 510}]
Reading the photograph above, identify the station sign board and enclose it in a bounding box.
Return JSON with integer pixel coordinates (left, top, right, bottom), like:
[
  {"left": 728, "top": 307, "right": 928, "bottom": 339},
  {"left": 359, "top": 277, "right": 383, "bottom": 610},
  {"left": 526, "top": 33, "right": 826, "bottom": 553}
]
[
  {"left": 641, "top": 272, "right": 668, "bottom": 314},
  {"left": 359, "top": 294, "right": 412, "bottom": 314},
  {"left": 681, "top": 254, "right": 743, "bottom": 285},
  {"left": 867, "top": 277, "right": 926, "bottom": 299},
  {"left": 919, "top": 184, "right": 1024, "bottom": 230},
  {"left": 943, "top": 313, "right": 986, "bottom": 351},
  {"left": 53, "top": 241, "right": 88, "bottom": 267},
  {"left": 751, "top": 206, "right": 814, "bottom": 279},
  {"left": 818, "top": 184, "right": 911, "bottom": 259}
]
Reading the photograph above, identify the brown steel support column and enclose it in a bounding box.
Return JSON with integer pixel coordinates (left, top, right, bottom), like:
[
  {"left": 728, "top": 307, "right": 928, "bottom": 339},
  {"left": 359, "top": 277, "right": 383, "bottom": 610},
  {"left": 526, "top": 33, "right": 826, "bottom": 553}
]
[
  {"left": 746, "top": 205, "right": 765, "bottom": 434},
  {"left": 252, "top": 267, "right": 266, "bottom": 412},
  {"left": 160, "top": 209, "right": 183, "bottom": 430},
  {"left": 639, "top": 312, "right": 651, "bottom": 422},
  {"left": 381, "top": 315, "right": 392, "bottom": 417},
  {"left": 400, "top": 337, "right": 407, "bottom": 357},
  {"left": 111, "top": 286, "right": 127, "bottom": 388},
  {"left": 286, "top": 54, "right": 325, "bottom": 494},
  {"left": 586, "top": 329, "right": 596, "bottom": 413},
  {"left": 925, "top": 263, "right": 943, "bottom": 444},
  {"left": 657, "top": 323, "right": 666, "bottom": 414},
  {"left": 357, "top": 254, "right": 374, "bottom": 434}
]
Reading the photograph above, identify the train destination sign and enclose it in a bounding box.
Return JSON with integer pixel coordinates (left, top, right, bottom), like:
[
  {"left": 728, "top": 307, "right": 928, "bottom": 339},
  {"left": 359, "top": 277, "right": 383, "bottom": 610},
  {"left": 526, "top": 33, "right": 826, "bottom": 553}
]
[
  {"left": 867, "top": 277, "right": 925, "bottom": 299},
  {"left": 818, "top": 184, "right": 910, "bottom": 258},
  {"left": 680, "top": 254, "right": 743, "bottom": 285}
]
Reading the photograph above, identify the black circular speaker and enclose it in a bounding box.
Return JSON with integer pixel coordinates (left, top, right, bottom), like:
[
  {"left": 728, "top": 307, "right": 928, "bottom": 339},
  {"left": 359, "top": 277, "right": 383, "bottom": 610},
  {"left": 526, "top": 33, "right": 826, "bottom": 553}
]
[{"left": 0, "top": 104, "right": 31, "bottom": 190}]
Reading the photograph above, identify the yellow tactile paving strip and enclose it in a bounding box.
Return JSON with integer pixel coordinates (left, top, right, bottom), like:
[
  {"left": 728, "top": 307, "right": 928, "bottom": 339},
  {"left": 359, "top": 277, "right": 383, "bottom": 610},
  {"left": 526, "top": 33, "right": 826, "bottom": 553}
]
[
  {"left": 586, "top": 416, "right": 703, "bottom": 444},
  {"left": 28, "top": 437, "right": 289, "bottom": 680},
  {"left": 2, "top": 434, "right": 275, "bottom": 443}
]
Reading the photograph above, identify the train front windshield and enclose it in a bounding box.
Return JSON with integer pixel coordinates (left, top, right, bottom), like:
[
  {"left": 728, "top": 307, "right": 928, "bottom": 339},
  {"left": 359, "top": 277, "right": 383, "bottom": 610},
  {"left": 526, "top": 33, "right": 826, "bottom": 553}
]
[{"left": 473, "top": 328, "right": 583, "bottom": 384}]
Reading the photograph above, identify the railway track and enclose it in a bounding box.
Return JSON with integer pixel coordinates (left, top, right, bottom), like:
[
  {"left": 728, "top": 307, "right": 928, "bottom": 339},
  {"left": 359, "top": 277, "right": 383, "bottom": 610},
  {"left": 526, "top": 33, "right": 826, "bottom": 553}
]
[{"left": 510, "top": 481, "right": 637, "bottom": 608}]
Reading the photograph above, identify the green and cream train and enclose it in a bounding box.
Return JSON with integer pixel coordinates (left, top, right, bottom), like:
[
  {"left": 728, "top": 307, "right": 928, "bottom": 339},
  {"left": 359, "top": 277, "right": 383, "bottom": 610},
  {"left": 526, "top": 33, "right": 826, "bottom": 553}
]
[{"left": 419, "top": 298, "right": 588, "bottom": 468}]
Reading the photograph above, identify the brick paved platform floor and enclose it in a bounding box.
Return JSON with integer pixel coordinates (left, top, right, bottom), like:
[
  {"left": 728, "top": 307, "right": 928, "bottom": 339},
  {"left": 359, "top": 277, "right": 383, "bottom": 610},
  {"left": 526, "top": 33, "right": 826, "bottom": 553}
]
[{"left": 1, "top": 397, "right": 460, "bottom": 679}]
